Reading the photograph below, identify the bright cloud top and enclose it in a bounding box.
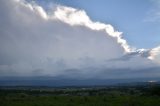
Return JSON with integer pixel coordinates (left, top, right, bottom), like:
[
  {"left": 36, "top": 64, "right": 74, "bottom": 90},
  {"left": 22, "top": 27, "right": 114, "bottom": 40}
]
[
  {"left": 0, "top": 0, "right": 160, "bottom": 79},
  {"left": 149, "top": 46, "right": 160, "bottom": 63}
]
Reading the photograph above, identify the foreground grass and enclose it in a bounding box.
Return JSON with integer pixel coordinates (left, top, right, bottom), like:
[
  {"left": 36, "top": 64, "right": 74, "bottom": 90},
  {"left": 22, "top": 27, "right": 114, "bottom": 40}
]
[{"left": 1, "top": 94, "right": 160, "bottom": 106}]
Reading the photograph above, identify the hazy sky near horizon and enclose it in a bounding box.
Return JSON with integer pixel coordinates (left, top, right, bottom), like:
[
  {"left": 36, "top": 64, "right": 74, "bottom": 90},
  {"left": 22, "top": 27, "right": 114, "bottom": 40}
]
[{"left": 0, "top": 0, "right": 160, "bottom": 79}]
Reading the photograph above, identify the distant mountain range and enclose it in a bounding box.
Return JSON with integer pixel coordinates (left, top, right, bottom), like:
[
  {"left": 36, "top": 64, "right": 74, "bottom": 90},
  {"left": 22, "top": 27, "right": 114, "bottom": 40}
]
[{"left": 0, "top": 76, "right": 160, "bottom": 87}]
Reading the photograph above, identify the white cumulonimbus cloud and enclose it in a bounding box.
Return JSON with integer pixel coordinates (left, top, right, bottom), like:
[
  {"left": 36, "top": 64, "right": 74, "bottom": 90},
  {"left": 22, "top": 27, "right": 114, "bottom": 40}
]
[
  {"left": 0, "top": 0, "right": 160, "bottom": 79},
  {"left": 149, "top": 46, "right": 160, "bottom": 63}
]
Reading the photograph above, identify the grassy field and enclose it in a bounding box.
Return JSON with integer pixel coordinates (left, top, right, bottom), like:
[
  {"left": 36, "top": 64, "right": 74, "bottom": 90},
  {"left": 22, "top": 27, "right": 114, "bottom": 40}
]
[{"left": 1, "top": 85, "right": 160, "bottom": 106}]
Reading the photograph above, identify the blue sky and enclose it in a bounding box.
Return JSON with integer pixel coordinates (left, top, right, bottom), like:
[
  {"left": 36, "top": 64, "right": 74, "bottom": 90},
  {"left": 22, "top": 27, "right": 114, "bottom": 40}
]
[{"left": 35, "top": 0, "right": 160, "bottom": 49}]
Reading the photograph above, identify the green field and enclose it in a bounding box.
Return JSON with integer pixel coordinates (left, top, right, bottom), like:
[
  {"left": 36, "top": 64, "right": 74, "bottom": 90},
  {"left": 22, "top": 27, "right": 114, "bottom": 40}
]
[{"left": 1, "top": 86, "right": 160, "bottom": 106}]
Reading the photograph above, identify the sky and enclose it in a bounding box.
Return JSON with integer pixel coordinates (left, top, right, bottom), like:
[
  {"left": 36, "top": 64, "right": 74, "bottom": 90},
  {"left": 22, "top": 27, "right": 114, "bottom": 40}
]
[{"left": 0, "top": 0, "right": 160, "bottom": 81}]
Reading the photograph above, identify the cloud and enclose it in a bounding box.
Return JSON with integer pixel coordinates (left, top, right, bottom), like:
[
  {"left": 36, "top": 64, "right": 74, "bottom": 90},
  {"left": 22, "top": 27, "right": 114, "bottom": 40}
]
[
  {"left": 0, "top": 0, "right": 160, "bottom": 79},
  {"left": 53, "top": 6, "right": 131, "bottom": 52},
  {"left": 149, "top": 46, "right": 160, "bottom": 63}
]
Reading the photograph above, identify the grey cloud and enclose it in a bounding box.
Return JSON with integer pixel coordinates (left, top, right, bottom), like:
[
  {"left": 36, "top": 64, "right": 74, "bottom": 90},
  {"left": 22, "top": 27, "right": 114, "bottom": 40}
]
[{"left": 110, "top": 49, "right": 151, "bottom": 61}]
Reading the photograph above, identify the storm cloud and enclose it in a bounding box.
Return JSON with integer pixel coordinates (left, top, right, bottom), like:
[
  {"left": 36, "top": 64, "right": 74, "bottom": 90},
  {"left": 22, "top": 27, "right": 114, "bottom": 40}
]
[{"left": 0, "top": 0, "right": 160, "bottom": 79}]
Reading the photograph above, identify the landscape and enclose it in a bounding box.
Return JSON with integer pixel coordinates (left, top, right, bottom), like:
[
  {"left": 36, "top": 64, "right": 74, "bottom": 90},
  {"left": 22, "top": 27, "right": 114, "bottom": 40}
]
[
  {"left": 1, "top": 81, "right": 160, "bottom": 106},
  {"left": 1, "top": 0, "right": 160, "bottom": 105}
]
